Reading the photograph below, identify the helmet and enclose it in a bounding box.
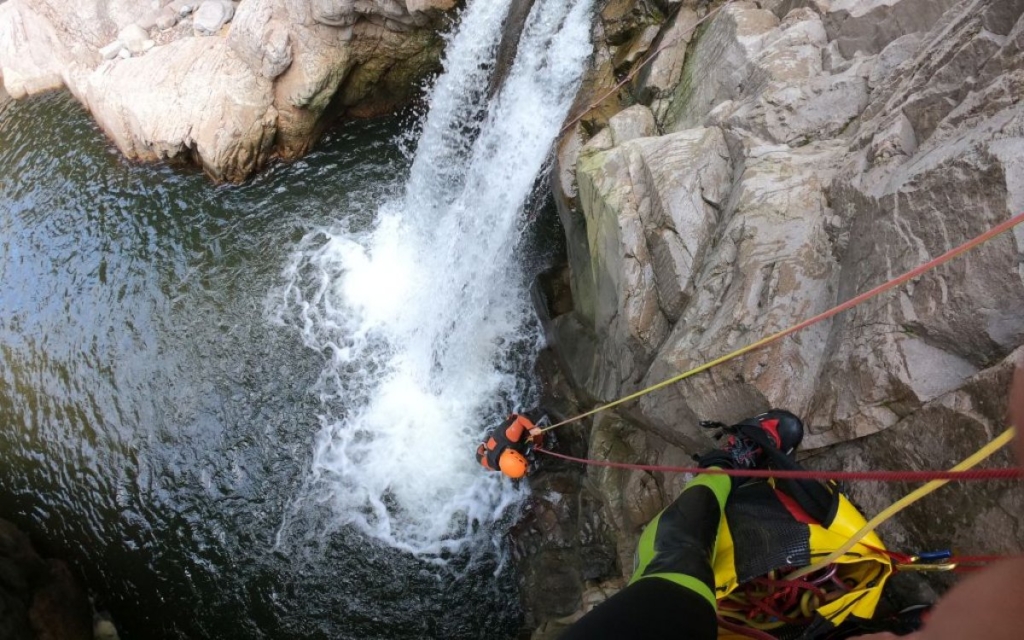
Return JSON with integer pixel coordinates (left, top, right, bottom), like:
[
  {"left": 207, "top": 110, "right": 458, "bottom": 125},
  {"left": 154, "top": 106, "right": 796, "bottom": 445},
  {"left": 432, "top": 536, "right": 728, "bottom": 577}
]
[
  {"left": 752, "top": 409, "right": 804, "bottom": 455},
  {"left": 498, "top": 449, "right": 529, "bottom": 479}
]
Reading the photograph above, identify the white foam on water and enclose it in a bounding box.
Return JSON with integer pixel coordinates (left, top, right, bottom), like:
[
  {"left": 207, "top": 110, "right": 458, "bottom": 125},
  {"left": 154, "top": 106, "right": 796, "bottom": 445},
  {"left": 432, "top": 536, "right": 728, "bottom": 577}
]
[{"left": 271, "top": 0, "right": 595, "bottom": 556}]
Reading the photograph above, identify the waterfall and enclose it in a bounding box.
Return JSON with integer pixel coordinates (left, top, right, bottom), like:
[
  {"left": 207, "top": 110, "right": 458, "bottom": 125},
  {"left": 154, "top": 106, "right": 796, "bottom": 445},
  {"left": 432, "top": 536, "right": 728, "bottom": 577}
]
[{"left": 271, "top": 0, "right": 595, "bottom": 556}]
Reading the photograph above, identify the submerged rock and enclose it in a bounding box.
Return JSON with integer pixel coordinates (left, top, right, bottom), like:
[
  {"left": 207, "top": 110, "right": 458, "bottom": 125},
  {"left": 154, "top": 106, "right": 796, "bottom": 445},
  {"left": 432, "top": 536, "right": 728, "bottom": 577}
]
[
  {"left": 0, "top": 519, "right": 95, "bottom": 640},
  {"left": 0, "top": 0, "right": 453, "bottom": 181}
]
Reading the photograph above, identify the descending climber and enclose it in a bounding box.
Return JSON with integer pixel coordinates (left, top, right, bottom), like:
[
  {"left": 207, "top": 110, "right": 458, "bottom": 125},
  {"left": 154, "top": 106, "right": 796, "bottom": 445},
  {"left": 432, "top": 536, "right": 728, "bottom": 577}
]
[
  {"left": 560, "top": 409, "right": 807, "bottom": 640},
  {"left": 476, "top": 409, "right": 546, "bottom": 479}
]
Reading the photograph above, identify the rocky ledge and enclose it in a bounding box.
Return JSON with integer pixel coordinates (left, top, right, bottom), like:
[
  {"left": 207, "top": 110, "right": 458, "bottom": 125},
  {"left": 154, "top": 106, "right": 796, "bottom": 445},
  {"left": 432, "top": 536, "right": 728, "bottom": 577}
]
[
  {"left": 0, "top": 0, "right": 456, "bottom": 181},
  {"left": 517, "top": 0, "right": 1024, "bottom": 635}
]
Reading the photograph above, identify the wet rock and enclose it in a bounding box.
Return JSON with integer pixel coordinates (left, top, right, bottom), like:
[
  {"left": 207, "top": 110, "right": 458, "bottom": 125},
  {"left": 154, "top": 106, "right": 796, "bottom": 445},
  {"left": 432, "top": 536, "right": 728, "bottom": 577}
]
[
  {"left": 601, "top": 0, "right": 663, "bottom": 47},
  {"left": 512, "top": 352, "right": 619, "bottom": 635},
  {"left": 529, "top": 578, "right": 626, "bottom": 640},
  {"left": 193, "top": 0, "right": 235, "bottom": 36}
]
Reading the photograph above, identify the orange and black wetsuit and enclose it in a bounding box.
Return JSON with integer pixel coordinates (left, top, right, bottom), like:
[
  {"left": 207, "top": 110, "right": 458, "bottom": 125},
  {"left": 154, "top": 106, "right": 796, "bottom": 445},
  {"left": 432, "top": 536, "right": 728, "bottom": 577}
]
[{"left": 476, "top": 412, "right": 540, "bottom": 474}]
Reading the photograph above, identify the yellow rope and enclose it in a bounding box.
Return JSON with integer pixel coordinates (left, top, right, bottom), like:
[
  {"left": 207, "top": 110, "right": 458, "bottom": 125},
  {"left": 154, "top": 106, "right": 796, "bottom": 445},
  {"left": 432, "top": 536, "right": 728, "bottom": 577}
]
[
  {"left": 788, "top": 427, "right": 1017, "bottom": 580},
  {"left": 536, "top": 333, "right": 778, "bottom": 433}
]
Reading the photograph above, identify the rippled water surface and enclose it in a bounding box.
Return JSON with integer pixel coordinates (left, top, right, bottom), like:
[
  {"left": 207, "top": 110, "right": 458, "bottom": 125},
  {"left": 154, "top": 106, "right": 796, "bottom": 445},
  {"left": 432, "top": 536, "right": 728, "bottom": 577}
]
[{"left": 0, "top": 92, "right": 521, "bottom": 639}]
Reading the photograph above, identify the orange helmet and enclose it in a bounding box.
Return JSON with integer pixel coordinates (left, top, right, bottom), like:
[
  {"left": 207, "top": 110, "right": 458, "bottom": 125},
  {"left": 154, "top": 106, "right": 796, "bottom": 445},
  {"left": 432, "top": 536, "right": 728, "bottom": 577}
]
[{"left": 498, "top": 449, "right": 529, "bottom": 479}]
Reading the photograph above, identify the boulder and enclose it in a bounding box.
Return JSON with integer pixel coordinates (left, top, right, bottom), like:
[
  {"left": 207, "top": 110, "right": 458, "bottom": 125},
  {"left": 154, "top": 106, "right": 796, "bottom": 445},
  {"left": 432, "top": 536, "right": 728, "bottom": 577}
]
[
  {"left": 118, "top": 23, "right": 149, "bottom": 53},
  {"left": 80, "top": 36, "right": 278, "bottom": 182},
  {"left": 193, "top": 0, "right": 235, "bottom": 36},
  {"left": 171, "top": 0, "right": 198, "bottom": 16},
  {"left": 155, "top": 7, "right": 181, "bottom": 30},
  {"left": 98, "top": 40, "right": 124, "bottom": 60},
  {"left": 0, "top": 0, "right": 452, "bottom": 180},
  {"left": 605, "top": 104, "right": 656, "bottom": 146}
]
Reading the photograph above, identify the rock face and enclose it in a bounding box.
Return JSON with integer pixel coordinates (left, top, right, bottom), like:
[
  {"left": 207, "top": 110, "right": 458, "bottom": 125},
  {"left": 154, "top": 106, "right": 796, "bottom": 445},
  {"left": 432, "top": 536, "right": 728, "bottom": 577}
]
[
  {"left": 0, "top": 0, "right": 452, "bottom": 181},
  {"left": 540, "top": 0, "right": 1024, "bottom": 629},
  {"left": 0, "top": 519, "right": 94, "bottom": 640}
]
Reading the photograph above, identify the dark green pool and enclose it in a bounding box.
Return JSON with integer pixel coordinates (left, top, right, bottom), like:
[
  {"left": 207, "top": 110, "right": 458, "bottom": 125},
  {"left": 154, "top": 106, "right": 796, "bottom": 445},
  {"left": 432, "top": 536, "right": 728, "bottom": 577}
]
[{"left": 0, "top": 91, "right": 520, "bottom": 640}]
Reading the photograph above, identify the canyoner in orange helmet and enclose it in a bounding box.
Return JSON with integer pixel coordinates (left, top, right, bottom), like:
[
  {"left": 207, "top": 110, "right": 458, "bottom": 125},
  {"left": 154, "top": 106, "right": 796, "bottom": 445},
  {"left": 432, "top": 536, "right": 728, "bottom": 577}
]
[{"left": 475, "top": 410, "right": 548, "bottom": 479}]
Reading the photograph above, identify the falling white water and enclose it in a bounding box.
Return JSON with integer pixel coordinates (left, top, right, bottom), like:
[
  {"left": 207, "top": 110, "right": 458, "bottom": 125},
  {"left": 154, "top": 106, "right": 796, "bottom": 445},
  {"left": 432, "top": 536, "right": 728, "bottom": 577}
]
[{"left": 271, "top": 0, "right": 595, "bottom": 556}]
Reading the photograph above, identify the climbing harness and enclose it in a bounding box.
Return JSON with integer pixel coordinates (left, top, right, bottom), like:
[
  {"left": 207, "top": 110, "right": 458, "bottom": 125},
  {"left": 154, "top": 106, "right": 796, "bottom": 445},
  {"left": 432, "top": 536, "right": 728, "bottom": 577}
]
[{"left": 787, "top": 427, "right": 1016, "bottom": 579}]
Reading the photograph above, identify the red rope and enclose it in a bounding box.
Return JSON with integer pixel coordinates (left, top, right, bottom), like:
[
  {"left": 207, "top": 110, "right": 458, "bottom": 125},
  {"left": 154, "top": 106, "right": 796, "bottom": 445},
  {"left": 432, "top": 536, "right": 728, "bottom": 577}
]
[
  {"left": 534, "top": 447, "right": 1024, "bottom": 482},
  {"left": 716, "top": 616, "right": 778, "bottom": 640}
]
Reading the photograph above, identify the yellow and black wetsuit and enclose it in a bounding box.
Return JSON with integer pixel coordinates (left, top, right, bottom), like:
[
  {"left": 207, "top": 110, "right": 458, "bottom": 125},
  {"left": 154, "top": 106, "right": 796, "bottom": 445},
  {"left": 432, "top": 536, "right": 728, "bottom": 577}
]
[{"left": 561, "top": 473, "right": 731, "bottom": 640}]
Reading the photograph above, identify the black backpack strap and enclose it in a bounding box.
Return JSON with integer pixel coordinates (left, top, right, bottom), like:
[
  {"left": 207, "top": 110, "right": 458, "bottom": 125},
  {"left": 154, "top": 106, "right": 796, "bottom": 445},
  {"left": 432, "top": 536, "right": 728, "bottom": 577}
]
[{"left": 734, "top": 422, "right": 840, "bottom": 528}]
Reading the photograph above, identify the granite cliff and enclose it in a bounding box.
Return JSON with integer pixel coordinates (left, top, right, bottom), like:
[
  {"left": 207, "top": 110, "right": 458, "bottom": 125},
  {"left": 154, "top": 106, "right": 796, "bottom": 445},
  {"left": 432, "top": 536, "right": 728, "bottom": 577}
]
[{"left": 519, "top": 0, "right": 1024, "bottom": 635}]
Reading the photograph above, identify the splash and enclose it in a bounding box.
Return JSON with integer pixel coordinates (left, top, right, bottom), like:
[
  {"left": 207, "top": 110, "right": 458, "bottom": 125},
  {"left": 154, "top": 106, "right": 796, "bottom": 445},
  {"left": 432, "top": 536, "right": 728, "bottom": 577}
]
[{"left": 271, "top": 0, "right": 594, "bottom": 555}]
